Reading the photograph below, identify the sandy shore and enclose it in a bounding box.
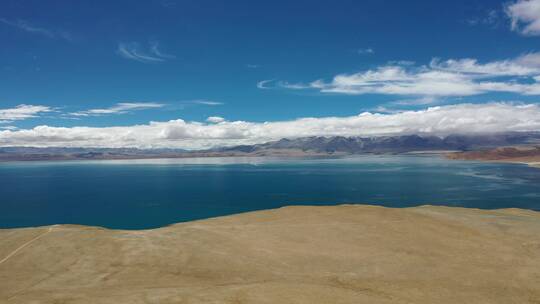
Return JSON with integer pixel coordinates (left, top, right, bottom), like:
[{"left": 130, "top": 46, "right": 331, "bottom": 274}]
[
  {"left": 454, "top": 156, "right": 540, "bottom": 169},
  {"left": 494, "top": 160, "right": 540, "bottom": 169},
  {"left": 529, "top": 162, "right": 540, "bottom": 168},
  {"left": 1, "top": 205, "right": 540, "bottom": 303}
]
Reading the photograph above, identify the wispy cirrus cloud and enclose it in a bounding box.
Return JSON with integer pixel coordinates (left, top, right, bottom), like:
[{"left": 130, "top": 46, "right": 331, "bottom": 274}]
[
  {"left": 190, "top": 100, "right": 223, "bottom": 106},
  {"left": 391, "top": 60, "right": 415, "bottom": 66},
  {"left": 117, "top": 41, "right": 175, "bottom": 63},
  {"left": 466, "top": 9, "right": 502, "bottom": 28},
  {"left": 257, "top": 79, "right": 274, "bottom": 89},
  {"left": 390, "top": 96, "right": 439, "bottom": 106},
  {"left": 506, "top": 0, "right": 540, "bottom": 35},
  {"left": 149, "top": 41, "right": 176, "bottom": 59},
  {"left": 0, "top": 104, "right": 53, "bottom": 124},
  {"left": 68, "top": 100, "right": 222, "bottom": 117},
  {"left": 70, "top": 102, "right": 164, "bottom": 117},
  {"left": 265, "top": 52, "right": 540, "bottom": 100},
  {"left": 0, "top": 18, "right": 72, "bottom": 40},
  {"left": 358, "top": 48, "right": 374, "bottom": 55}
]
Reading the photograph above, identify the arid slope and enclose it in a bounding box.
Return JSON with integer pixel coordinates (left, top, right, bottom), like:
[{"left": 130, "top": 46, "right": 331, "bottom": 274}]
[
  {"left": 1, "top": 205, "right": 540, "bottom": 303},
  {"left": 447, "top": 146, "right": 540, "bottom": 167}
]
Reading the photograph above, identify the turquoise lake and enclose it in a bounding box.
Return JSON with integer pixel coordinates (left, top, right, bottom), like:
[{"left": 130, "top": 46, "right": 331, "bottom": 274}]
[{"left": 1, "top": 155, "right": 539, "bottom": 229}]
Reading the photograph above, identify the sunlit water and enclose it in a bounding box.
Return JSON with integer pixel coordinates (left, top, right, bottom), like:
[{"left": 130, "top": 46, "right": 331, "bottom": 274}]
[{"left": 1, "top": 155, "right": 539, "bottom": 229}]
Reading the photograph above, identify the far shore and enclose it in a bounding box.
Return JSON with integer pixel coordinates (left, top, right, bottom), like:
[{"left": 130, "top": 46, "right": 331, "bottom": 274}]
[
  {"left": 446, "top": 146, "right": 540, "bottom": 169},
  {"left": 0, "top": 149, "right": 495, "bottom": 163},
  {"left": 2, "top": 146, "right": 540, "bottom": 171}
]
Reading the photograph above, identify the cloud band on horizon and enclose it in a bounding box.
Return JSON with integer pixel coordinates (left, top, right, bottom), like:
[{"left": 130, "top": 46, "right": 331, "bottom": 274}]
[{"left": 1, "top": 103, "right": 539, "bottom": 149}]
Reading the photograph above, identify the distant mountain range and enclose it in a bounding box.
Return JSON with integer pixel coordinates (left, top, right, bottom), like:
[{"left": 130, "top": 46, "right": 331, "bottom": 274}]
[
  {"left": 1, "top": 132, "right": 540, "bottom": 161},
  {"left": 215, "top": 132, "right": 540, "bottom": 155},
  {"left": 0, "top": 147, "right": 188, "bottom": 161}
]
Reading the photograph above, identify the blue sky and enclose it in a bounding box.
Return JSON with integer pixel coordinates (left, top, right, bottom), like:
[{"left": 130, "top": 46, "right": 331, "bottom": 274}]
[{"left": 1, "top": 0, "right": 540, "bottom": 148}]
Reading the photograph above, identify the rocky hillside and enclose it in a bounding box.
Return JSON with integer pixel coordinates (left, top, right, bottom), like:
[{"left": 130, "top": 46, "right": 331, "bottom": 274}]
[{"left": 447, "top": 146, "right": 540, "bottom": 167}]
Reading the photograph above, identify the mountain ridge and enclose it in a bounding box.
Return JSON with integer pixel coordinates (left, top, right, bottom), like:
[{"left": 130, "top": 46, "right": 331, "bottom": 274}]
[{"left": 1, "top": 132, "right": 540, "bottom": 161}]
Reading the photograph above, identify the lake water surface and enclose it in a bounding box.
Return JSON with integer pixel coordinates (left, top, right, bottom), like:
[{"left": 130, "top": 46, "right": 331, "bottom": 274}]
[{"left": 1, "top": 155, "right": 539, "bottom": 229}]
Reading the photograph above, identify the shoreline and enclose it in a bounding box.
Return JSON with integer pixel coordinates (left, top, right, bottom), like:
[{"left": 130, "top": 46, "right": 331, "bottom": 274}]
[
  {"left": 445, "top": 146, "right": 540, "bottom": 169},
  {"left": 0, "top": 150, "right": 502, "bottom": 164},
  {"left": 2, "top": 203, "right": 539, "bottom": 231},
  {"left": 461, "top": 159, "right": 540, "bottom": 169},
  {"left": 453, "top": 158, "right": 540, "bottom": 169}
]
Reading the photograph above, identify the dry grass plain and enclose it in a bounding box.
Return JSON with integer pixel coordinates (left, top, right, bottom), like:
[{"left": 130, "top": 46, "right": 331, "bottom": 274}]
[{"left": 1, "top": 205, "right": 540, "bottom": 303}]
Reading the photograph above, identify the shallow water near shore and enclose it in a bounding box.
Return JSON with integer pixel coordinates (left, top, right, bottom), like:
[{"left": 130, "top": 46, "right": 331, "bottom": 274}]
[{"left": 1, "top": 155, "right": 539, "bottom": 229}]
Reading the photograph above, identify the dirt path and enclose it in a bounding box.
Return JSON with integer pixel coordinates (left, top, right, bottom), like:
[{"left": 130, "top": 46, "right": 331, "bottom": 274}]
[{"left": 0, "top": 227, "right": 54, "bottom": 266}]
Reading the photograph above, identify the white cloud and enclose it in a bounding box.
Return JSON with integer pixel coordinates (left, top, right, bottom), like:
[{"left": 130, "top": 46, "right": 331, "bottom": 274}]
[
  {"left": 277, "top": 81, "right": 311, "bottom": 89},
  {"left": 1, "top": 103, "right": 539, "bottom": 149},
  {"left": 0, "top": 104, "right": 52, "bottom": 123},
  {"left": 257, "top": 79, "right": 274, "bottom": 89},
  {"left": 391, "top": 96, "right": 438, "bottom": 106},
  {"left": 467, "top": 9, "right": 501, "bottom": 27},
  {"left": 309, "top": 67, "right": 481, "bottom": 96},
  {"left": 190, "top": 100, "right": 223, "bottom": 106},
  {"left": 149, "top": 41, "right": 176, "bottom": 59},
  {"left": 430, "top": 56, "right": 540, "bottom": 76},
  {"left": 117, "top": 42, "right": 175, "bottom": 63},
  {"left": 506, "top": 0, "right": 540, "bottom": 35},
  {"left": 358, "top": 48, "right": 374, "bottom": 54},
  {"left": 258, "top": 80, "right": 312, "bottom": 90},
  {"left": 0, "top": 18, "right": 72, "bottom": 40},
  {"left": 206, "top": 116, "right": 225, "bottom": 123},
  {"left": 274, "top": 53, "right": 540, "bottom": 98},
  {"left": 388, "top": 60, "right": 415, "bottom": 66},
  {"left": 70, "top": 102, "right": 164, "bottom": 117}
]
